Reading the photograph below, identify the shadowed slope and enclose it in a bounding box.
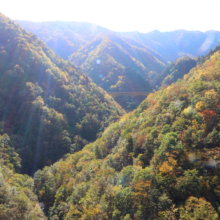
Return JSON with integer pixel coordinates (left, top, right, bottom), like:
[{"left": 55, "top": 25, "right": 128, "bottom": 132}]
[{"left": 0, "top": 13, "right": 125, "bottom": 174}]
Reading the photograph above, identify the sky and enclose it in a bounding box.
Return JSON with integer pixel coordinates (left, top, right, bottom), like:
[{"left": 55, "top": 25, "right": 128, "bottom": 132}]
[{"left": 2, "top": 0, "right": 220, "bottom": 33}]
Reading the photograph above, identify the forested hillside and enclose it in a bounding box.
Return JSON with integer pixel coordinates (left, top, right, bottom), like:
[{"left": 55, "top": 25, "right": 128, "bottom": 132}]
[
  {"left": 15, "top": 21, "right": 111, "bottom": 60},
  {"left": 2, "top": 11, "right": 220, "bottom": 220},
  {"left": 34, "top": 47, "right": 220, "bottom": 219},
  {"left": 0, "top": 147, "right": 46, "bottom": 219},
  {"left": 17, "top": 21, "right": 220, "bottom": 111},
  {"left": 0, "top": 13, "right": 124, "bottom": 175},
  {"left": 69, "top": 34, "right": 165, "bottom": 110},
  {"left": 160, "top": 56, "right": 197, "bottom": 87},
  {"left": 16, "top": 21, "right": 167, "bottom": 110}
]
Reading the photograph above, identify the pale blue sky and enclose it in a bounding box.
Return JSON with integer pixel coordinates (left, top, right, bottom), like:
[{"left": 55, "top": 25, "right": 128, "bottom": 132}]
[{"left": 2, "top": 0, "right": 220, "bottom": 33}]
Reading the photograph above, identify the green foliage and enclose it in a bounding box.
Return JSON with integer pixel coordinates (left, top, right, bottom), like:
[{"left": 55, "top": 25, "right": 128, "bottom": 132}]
[
  {"left": 157, "top": 132, "right": 178, "bottom": 157},
  {"left": 161, "top": 57, "right": 197, "bottom": 87},
  {"left": 0, "top": 133, "right": 21, "bottom": 171},
  {"left": 0, "top": 165, "right": 46, "bottom": 219},
  {"left": 0, "top": 13, "right": 124, "bottom": 174}
]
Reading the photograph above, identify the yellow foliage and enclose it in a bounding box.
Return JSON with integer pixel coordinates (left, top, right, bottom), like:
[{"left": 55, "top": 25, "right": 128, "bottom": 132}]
[
  {"left": 7, "top": 178, "right": 12, "bottom": 184},
  {"left": 168, "top": 157, "right": 177, "bottom": 166},
  {"left": 60, "top": 71, "right": 68, "bottom": 83},
  {"left": 195, "top": 101, "right": 204, "bottom": 112},
  {"left": 159, "top": 161, "right": 173, "bottom": 174},
  {"left": 79, "top": 75, "right": 85, "bottom": 80},
  {"left": 191, "top": 119, "right": 200, "bottom": 132},
  {"left": 205, "top": 89, "right": 218, "bottom": 101},
  {"left": 182, "top": 106, "right": 195, "bottom": 117}
]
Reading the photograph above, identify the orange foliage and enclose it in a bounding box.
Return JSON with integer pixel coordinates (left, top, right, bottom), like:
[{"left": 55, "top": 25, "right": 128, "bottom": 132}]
[
  {"left": 149, "top": 100, "right": 157, "bottom": 105},
  {"left": 134, "top": 179, "right": 151, "bottom": 199},
  {"left": 207, "top": 60, "right": 216, "bottom": 67},
  {"left": 137, "top": 135, "right": 146, "bottom": 147},
  {"left": 200, "top": 110, "right": 217, "bottom": 123}
]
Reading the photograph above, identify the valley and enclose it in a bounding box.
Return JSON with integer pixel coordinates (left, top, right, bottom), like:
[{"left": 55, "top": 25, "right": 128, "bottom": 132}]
[{"left": 0, "top": 11, "right": 220, "bottom": 220}]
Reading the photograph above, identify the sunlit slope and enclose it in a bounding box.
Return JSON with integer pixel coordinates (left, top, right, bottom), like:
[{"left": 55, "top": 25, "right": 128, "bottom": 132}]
[
  {"left": 0, "top": 13, "right": 124, "bottom": 174},
  {"left": 0, "top": 165, "right": 46, "bottom": 219},
  {"left": 70, "top": 34, "right": 166, "bottom": 81},
  {"left": 160, "top": 56, "right": 197, "bottom": 87},
  {"left": 69, "top": 34, "right": 165, "bottom": 110},
  {"left": 121, "top": 29, "right": 220, "bottom": 61},
  {"left": 17, "top": 20, "right": 166, "bottom": 87},
  {"left": 16, "top": 20, "right": 110, "bottom": 60},
  {"left": 0, "top": 134, "right": 46, "bottom": 219},
  {"left": 17, "top": 21, "right": 167, "bottom": 111},
  {"left": 35, "top": 49, "right": 220, "bottom": 219}
]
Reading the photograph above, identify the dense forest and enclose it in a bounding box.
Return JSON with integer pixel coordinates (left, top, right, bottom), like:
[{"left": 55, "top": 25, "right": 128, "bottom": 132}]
[
  {"left": 0, "top": 13, "right": 124, "bottom": 175},
  {"left": 34, "top": 45, "right": 220, "bottom": 219},
  {"left": 1, "top": 12, "right": 220, "bottom": 220},
  {"left": 160, "top": 57, "right": 197, "bottom": 87}
]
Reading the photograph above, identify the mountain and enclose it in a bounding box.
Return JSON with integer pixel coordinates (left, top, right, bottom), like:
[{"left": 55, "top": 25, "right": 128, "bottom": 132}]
[
  {"left": 160, "top": 56, "right": 197, "bottom": 87},
  {"left": 17, "top": 21, "right": 220, "bottom": 64},
  {"left": 15, "top": 20, "right": 111, "bottom": 60},
  {"left": 16, "top": 21, "right": 167, "bottom": 110},
  {"left": 69, "top": 33, "right": 166, "bottom": 110},
  {"left": 0, "top": 13, "right": 124, "bottom": 175},
  {"left": 5, "top": 15, "right": 220, "bottom": 219},
  {"left": 69, "top": 33, "right": 166, "bottom": 80},
  {"left": 121, "top": 29, "right": 220, "bottom": 61},
  {"left": 17, "top": 21, "right": 220, "bottom": 111},
  {"left": 34, "top": 47, "right": 220, "bottom": 219}
]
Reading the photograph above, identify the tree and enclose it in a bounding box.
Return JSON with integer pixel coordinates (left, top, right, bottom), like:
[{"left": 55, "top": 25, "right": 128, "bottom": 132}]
[{"left": 179, "top": 196, "right": 219, "bottom": 220}]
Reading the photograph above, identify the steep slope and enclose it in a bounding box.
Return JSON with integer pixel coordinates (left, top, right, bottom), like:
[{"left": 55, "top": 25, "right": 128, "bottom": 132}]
[
  {"left": 70, "top": 34, "right": 165, "bottom": 80},
  {"left": 69, "top": 34, "right": 165, "bottom": 110},
  {"left": 160, "top": 56, "right": 197, "bottom": 87},
  {"left": 121, "top": 29, "right": 220, "bottom": 61},
  {"left": 17, "top": 21, "right": 167, "bottom": 111},
  {"left": 0, "top": 13, "right": 124, "bottom": 174},
  {"left": 35, "top": 49, "right": 220, "bottom": 219},
  {"left": 0, "top": 134, "right": 46, "bottom": 219},
  {"left": 0, "top": 166, "right": 46, "bottom": 219},
  {"left": 16, "top": 20, "right": 110, "bottom": 60}
]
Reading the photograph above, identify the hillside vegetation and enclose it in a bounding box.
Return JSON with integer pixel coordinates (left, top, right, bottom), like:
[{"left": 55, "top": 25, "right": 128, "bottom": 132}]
[
  {"left": 70, "top": 34, "right": 164, "bottom": 110},
  {"left": 17, "top": 21, "right": 220, "bottom": 111},
  {"left": 33, "top": 39, "right": 220, "bottom": 219},
  {"left": 0, "top": 159, "right": 46, "bottom": 219},
  {"left": 0, "top": 13, "right": 124, "bottom": 175},
  {"left": 160, "top": 56, "right": 197, "bottom": 87},
  {"left": 16, "top": 21, "right": 168, "bottom": 110},
  {"left": 2, "top": 14, "right": 220, "bottom": 220},
  {"left": 0, "top": 132, "right": 46, "bottom": 219}
]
